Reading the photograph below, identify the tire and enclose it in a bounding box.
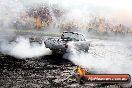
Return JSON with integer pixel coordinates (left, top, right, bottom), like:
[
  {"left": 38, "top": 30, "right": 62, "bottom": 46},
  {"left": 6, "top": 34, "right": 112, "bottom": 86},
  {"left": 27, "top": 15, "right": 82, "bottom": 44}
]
[
  {"left": 51, "top": 50, "right": 64, "bottom": 55},
  {"left": 77, "top": 76, "right": 86, "bottom": 85},
  {"left": 83, "top": 46, "right": 89, "bottom": 52}
]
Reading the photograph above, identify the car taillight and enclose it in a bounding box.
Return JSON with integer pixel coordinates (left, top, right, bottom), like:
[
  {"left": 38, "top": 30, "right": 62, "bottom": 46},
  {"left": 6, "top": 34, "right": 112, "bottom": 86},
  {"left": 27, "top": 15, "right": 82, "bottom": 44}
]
[{"left": 64, "top": 43, "right": 68, "bottom": 48}]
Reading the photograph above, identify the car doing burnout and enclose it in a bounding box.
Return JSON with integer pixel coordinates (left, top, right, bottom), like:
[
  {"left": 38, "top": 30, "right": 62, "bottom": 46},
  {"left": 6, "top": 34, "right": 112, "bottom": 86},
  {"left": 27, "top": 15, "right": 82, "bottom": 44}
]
[{"left": 44, "top": 31, "right": 90, "bottom": 54}]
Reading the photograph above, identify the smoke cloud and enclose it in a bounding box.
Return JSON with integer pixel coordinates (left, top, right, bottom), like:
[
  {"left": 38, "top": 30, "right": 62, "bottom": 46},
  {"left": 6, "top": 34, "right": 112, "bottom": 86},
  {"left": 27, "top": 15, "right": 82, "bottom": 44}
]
[
  {"left": 67, "top": 40, "right": 132, "bottom": 86},
  {"left": 0, "top": 36, "right": 52, "bottom": 58},
  {"left": 0, "top": 0, "right": 52, "bottom": 58},
  {"left": 54, "top": 0, "right": 132, "bottom": 27}
]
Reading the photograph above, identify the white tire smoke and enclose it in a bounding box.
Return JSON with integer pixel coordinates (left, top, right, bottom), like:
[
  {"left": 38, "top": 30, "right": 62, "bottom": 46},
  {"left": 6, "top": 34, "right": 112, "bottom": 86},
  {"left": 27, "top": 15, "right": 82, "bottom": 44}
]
[
  {"left": 0, "top": 36, "right": 52, "bottom": 58},
  {"left": 67, "top": 40, "right": 132, "bottom": 86}
]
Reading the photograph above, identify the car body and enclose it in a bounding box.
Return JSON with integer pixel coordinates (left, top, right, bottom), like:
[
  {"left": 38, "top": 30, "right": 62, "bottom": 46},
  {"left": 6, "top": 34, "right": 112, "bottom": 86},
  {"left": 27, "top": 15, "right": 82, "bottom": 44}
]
[{"left": 44, "top": 31, "right": 90, "bottom": 54}]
